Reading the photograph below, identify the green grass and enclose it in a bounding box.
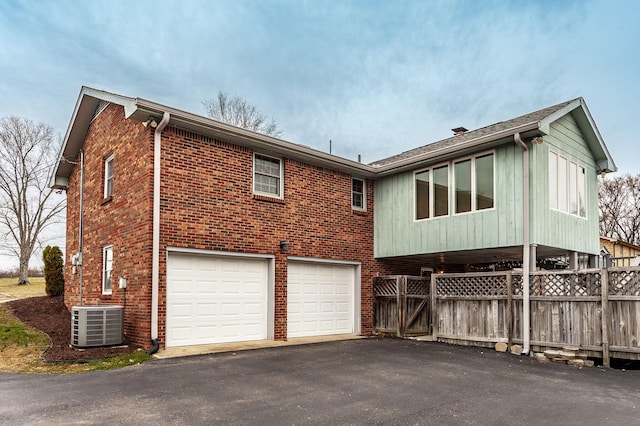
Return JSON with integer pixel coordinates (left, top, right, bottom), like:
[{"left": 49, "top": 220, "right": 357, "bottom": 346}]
[
  {"left": 0, "top": 277, "right": 46, "bottom": 299},
  {"left": 0, "top": 306, "right": 49, "bottom": 350},
  {"left": 0, "top": 304, "right": 153, "bottom": 374},
  {"left": 86, "top": 350, "right": 154, "bottom": 370}
]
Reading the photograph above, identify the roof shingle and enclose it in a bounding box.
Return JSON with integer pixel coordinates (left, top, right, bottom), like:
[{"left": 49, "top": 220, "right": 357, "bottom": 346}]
[{"left": 371, "top": 98, "right": 579, "bottom": 166}]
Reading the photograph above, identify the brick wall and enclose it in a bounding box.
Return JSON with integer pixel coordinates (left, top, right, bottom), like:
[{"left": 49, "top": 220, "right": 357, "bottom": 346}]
[
  {"left": 158, "top": 127, "right": 377, "bottom": 342},
  {"left": 65, "top": 105, "right": 389, "bottom": 349},
  {"left": 64, "top": 104, "right": 154, "bottom": 348}
]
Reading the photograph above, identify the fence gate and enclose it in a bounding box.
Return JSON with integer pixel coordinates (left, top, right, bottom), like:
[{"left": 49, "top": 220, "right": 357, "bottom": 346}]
[{"left": 374, "top": 276, "right": 430, "bottom": 337}]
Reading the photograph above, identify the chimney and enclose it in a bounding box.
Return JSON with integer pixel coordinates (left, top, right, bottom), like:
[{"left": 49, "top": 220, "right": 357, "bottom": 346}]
[{"left": 452, "top": 127, "right": 468, "bottom": 136}]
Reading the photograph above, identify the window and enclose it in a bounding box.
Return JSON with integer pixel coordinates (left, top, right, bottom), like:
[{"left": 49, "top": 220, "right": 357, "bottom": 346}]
[
  {"left": 104, "top": 154, "right": 114, "bottom": 198},
  {"left": 253, "top": 154, "right": 282, "bottom": 197},
  {"left": 416, "top": 152, "right": 494, "bottom": 220},
  {"left": 352, "top": 178, "right": 365, "bottom": 210},
  {"left": 549, "top": 151, "right": 586, "bottom": 218},
  {"left": 475, "top": 153, "right": 494, "bottom": 210},
  {"left": 433, "top": 165, "right": 449, "bottom": 217},
  {"left": 102, "top": 245, "right": 113, "bottom": 294},
  {"left": 416, "top": 170, "right": 430, "bottom": 220},
  {"left": 455, "top": 160, "right": 471, "bottom": 213},
  {"left": 548, "top": 152, "right": 558, "bottom": 209}
]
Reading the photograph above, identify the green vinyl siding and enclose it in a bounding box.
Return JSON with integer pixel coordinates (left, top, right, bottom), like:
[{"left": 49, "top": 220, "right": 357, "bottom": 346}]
[
  {"left": 374, "top": 144, "right": 523, "bottom": 258},
  {"left": 374, "top": 113, "right": 601, "bottom": 258},
  {"left": 529, "top": 114, "right": 600, "bottom": 254}
]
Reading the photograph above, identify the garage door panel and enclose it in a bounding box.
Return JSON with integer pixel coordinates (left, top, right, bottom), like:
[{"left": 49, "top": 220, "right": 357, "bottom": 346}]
[
  {"left": 167, "top": 254, "right": 268, "bottom": 347},
  {"left": 288, "top": 261, "right": 355, "bottom": 338},
  {"left": 320, "top": 302, "right": 335, "bottom": 313}
]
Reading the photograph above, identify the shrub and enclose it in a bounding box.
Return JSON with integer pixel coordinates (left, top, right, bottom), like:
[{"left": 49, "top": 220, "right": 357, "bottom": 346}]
[{"left": 43, "top": 246, "right": 64, "bottom": 296}]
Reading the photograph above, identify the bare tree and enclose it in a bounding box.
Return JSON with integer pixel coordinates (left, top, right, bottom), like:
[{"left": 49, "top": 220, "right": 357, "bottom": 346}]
[
  {"left": 599, "top": 174, "right": 640, "bottom": 246},
  {"left": 202, "top": 92, "right": 282, "bottom": 137},
  {"left": 0, "top": 116, "right": 65, "bottom": 285}
]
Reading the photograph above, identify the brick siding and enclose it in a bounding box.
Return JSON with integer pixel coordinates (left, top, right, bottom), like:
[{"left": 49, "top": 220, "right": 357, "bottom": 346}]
[{"left": 64, "top": 105, "right": 412, "bottom": 348}]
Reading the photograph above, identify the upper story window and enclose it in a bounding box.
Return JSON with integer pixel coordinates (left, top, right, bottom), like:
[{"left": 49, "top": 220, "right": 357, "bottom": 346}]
[
  {"left": 416, "top": 152, "right": 494, "bottom": 220},
  {"left": 352, "top": 178, "right": 366, "bottom": 210},
  {"left": 416, "top": 164, "right": 449, "bottom": 219},
  {"left": 102, "top": 245, "right": 113, "bottom": 295},
  {"left": 549, "top": 151, "right": 586, "bottom": 217},
  {"left": 104, "top": 154, "right": 114, "bottom": 198},
  {"left": 253, "top": 154, "right": 283, "bottom": 198}
]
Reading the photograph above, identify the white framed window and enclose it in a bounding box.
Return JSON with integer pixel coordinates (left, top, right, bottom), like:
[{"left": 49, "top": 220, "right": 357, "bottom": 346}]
[
  {"left": 352, "top": 178, "right": 366, "bottom": 210},
  {"left": 416, "top": 152, "right": 494, "bottom": 220},
  {"left": 475, "top": 153, "right": 494, "bottom": 211},
  {"left": 104, "top": 154, "right": 114, "bottom": 198},
  {"left": 253, "top": 154, "right": 283, "bottom": 198},
  {"left": 416, "top": 162, "right": 449, "bottom": 219},
  {"left": 549, "top": 151, "right": 586, "bottom": 218},
  {"left": 102, "top": 245, "right": 113, "bottom": 295}
]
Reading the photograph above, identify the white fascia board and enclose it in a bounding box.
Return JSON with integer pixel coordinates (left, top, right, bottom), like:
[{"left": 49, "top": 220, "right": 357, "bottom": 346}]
[
  {"left": 50, "top": 87, "right": 139, "bottom": 188},
  {"left": 540, "top": 97, "right": 617, "bottom": 173},
  {"left": 132, "top": 98, "right": 377, "bottom": 177},
  {"left": 538, "top": 98, "right": 582, "bottom": 135},
  {"left": 374, "top": 122, "right": 541, "bottom": 176}
]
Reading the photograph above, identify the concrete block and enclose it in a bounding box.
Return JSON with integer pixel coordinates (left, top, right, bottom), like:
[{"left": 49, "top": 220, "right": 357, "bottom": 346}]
[
  {"left": 568, "top": 359, "right": 585, "bottom": 367},
  {"left": 510, "top": 344, "right": 523, "bottom": 355},
  {"left": 495, "top": 342, "right": 508, "bottom": 352},
  {"left": 559, "top": 351, "right": 577, "bottom": 359},
  {"left": 584, "top": 360, "right": 595, "bottom": 367}
]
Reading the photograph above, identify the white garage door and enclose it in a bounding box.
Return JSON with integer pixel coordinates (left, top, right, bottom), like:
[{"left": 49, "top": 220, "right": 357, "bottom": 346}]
[
  {"left": 166, "top": 253, "right": 268, "bottom": 347},
  {"left": 287, "top": 261, "right": 355, "bottom": 338}
]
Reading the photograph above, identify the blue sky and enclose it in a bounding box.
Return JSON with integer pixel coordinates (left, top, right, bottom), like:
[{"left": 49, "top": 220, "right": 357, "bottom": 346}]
[
  {"left": 1, "top": 0, "right": 638, "bottom": 171},
  {"left": 0, "top": 0, "right": 638, "bottom": 268}
]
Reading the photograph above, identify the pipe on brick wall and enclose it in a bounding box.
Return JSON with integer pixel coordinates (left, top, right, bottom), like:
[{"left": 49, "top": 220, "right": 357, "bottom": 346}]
[
  {"left": 514, "top": 132, "right": 530, "bottom": 356},
  {"left": 78, "top": 150, "right": 85, "bottom": 306},
  {"left": 151, "top": 112, "right": 170, "bottom": 349}
]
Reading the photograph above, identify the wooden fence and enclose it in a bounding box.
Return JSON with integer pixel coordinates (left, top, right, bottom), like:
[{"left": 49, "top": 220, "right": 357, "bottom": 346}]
[
  {"left": 373, "top": 267, "right": 640, "bottom": 365},
  {"left": 373, "top": 275, "right": 430, "bottom": 336}
]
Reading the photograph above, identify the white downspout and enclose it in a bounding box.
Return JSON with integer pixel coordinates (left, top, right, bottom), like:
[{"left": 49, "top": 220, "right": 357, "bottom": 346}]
[
  {"left": 151, "top": 112, "right": 170, "bottom": 347},
  {"left": 78, "top": 150, "right": 85, "bottom": 306},
  {"left": 514, "top": 132, "right": 531, "bottom": 356}
]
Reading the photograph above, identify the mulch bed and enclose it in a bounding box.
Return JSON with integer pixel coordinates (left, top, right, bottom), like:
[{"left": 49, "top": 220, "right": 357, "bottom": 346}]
[{"left": 5, "top": 296, "right": 139, "bottom": 362}]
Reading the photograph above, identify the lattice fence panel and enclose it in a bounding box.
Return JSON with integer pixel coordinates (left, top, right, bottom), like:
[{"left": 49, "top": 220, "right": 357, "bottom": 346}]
[
  {"left": 436, "top": 274, "right": 508, "bottom": 296},
  {"left": 531, "top": 271, "right": 601, "bottom": 296},
  {"left": 406, "top": 278, "right": 429, "bottom": 296},
  {"left": 513, "top": 274, "right": 523, "bottom": 295},
  {"left": 609, "top": 269, "right": 640, "bottom": 296},
  {"left": 374, "top": 277, "right": 399, "bottom": 297}
]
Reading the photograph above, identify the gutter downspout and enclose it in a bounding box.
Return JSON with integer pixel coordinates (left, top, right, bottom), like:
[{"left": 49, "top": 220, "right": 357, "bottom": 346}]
[
  {"left": 78, "top": 150, "right": 85, "bottom": 306},
  {"left": 514, "top": 133, "right": 531, "bottom": 356},
  {"left": 150, "top": 112, "right": 170, "bottom": 353}
]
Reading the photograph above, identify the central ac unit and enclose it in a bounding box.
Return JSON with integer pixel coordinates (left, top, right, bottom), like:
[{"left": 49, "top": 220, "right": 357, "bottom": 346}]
[{"left": 71, "top": 305, "right": 124, "bottom": 348}]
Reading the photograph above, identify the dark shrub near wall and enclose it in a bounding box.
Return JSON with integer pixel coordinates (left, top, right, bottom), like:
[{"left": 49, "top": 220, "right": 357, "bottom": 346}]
[{"left": 43, "top": 245, "right": 64, "bottom": 296}]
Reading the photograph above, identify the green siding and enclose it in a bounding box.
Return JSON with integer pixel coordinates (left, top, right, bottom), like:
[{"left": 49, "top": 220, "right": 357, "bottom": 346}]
[
  {"left": 529, "top": 115, "right": 600, "bottom": 254},
  {"left": 374, "top": 145, "right": 524, "bottom": 258},
  {"left": 375, "top": 113, "right": 601, "bottom": 258}
]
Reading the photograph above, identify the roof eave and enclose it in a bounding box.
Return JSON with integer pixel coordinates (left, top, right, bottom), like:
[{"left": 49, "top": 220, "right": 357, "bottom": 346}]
[
  {"left": 132, "top": 98, "right": 376, "bottom": 177},
  {"left": 50, "top": 87, "right": 138, "bottom": 189},
  {"left": 373, "top": 122, "right": 542, "bottom": 176},
  {"left": 540, "top": 97, "right": 616, "bottom": 174},
  {"left": 50, "top": 88, "right": 376, "bottom": 190}
]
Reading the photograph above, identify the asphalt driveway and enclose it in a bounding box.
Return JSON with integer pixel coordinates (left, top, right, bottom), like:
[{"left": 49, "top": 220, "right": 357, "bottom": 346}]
[{"left": 1, "top": 338, "right": 637, "bottom": 425}]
